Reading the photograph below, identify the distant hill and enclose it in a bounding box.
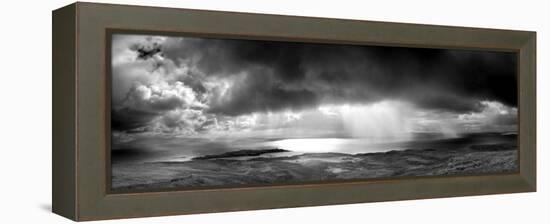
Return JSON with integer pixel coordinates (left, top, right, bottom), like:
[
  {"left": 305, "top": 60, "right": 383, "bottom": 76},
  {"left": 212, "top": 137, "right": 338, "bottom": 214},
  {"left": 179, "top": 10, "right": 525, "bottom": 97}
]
[{"left": 192, "top": 148, "right": 289, "bottom": 160}]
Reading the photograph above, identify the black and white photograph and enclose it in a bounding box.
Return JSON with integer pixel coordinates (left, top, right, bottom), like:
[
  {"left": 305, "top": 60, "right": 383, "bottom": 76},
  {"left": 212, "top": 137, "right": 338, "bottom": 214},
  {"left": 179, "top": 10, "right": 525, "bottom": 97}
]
[{"left": 110, "top": 33, "right": 518, "bottom": 191}]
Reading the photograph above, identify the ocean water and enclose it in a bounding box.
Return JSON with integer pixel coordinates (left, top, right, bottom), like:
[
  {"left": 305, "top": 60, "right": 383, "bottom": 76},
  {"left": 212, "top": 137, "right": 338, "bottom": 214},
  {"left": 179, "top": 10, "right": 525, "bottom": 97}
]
[{"left": 111, "top": 132, "right": 517, "bottom": 164}]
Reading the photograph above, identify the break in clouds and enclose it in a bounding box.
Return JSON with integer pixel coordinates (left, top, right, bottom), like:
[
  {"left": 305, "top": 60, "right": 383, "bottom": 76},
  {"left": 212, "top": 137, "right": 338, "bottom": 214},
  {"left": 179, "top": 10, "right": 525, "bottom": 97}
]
[{"left": 111, "top": 34, "right": 517, "bottom": 145}]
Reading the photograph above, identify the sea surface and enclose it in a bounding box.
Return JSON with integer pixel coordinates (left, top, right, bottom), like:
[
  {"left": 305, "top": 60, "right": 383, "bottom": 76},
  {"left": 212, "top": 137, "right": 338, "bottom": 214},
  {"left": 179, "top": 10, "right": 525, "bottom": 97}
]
[{"left": 111, "top": 132, "right": 517, "bottom": 164}]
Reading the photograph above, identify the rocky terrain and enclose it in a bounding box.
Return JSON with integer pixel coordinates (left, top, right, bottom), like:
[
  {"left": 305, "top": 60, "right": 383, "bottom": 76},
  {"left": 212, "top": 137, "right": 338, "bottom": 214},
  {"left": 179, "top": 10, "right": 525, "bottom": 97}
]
[{"left": 111, "top": 143, "right": 518, "bottom": 191}]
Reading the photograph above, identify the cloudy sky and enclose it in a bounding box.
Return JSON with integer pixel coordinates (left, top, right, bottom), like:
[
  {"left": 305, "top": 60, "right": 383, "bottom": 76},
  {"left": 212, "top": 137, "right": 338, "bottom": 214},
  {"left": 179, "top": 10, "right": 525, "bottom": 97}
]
[{"left": 111, "top": 34, "right": 517, "bottom": 146}]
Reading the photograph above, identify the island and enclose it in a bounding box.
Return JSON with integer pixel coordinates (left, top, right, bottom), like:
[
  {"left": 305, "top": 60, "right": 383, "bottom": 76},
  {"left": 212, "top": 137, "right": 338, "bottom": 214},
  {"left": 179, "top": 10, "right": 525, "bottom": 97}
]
[{"left": 192, "top": 148, "right": 289, "bottom": 160}]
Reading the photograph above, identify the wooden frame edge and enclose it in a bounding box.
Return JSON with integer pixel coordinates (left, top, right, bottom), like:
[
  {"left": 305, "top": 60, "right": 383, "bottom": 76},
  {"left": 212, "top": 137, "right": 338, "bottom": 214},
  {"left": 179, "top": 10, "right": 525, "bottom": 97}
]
[{"left": 52, "top": 3, "right": 78, "bottom": 221}]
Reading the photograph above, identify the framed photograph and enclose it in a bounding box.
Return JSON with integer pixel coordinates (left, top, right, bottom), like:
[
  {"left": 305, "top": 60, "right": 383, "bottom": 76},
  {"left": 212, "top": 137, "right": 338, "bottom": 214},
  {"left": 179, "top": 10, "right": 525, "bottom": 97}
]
[{"left": 53, "top": 2, "right": 536, "bottom": 221}]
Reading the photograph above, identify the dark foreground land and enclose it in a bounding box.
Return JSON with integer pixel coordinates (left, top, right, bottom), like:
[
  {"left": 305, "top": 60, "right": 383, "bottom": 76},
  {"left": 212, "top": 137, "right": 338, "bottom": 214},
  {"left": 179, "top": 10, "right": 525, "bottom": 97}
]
[{"left": 111, "top": 143, "right": 518, "bottom": 190}]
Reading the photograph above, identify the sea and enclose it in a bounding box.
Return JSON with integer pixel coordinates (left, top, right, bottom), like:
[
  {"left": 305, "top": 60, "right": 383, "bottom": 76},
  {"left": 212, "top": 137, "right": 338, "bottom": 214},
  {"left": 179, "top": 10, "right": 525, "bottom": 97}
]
[{"left": 111, "top": 132, "right": 517, "bottom": 164}]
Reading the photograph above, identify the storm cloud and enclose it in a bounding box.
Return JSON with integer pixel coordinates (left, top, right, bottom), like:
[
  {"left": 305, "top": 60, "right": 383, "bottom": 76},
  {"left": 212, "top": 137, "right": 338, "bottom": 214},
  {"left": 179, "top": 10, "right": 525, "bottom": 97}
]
[
  {"left": 160, "top": 36, "right": 517, "bottom": 115},
  {"left": 110, "top": 34, "right": 517, "bottom": 139}
]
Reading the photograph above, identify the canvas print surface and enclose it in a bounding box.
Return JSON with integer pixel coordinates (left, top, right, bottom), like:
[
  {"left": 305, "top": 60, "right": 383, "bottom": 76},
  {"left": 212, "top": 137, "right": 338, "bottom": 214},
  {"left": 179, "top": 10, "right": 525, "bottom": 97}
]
[{"left": 110, "top": 33, "right": 518, "bottom": 191}]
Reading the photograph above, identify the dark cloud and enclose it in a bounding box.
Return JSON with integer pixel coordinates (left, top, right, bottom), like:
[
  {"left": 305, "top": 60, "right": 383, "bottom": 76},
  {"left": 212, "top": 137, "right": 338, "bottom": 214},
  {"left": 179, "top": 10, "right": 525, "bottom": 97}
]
[
  {"left": 111, "top": 35, "right": 517, "bottom": 137},
  {"left": 161, "top": 37, "right": 517, "bottom": 116},
  {"left": 111, "top": 108, "right": 157, "bottom": 132},
  {"left": 130, "top": 41, "right": 162, "bottom": 60},
  {"left": 206, "top": 67, "right": 319, "bottom": 115}
]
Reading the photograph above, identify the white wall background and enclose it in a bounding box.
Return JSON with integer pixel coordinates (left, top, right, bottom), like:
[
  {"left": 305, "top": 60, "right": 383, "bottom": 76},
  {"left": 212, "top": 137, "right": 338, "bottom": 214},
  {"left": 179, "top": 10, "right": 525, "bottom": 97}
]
[{"left": 0, "top": 0, "right": 546, "bottom": 223}]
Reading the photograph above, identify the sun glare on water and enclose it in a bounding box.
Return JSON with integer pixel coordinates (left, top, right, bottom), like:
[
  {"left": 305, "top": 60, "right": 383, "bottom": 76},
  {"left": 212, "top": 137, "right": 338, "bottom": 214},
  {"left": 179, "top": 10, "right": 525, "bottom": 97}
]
[
  {"left": 268, "top": 101, "right": 417, "bottom": 154},
  {"left": 271, "top": 138, "right": 347, "bottom": 153}
]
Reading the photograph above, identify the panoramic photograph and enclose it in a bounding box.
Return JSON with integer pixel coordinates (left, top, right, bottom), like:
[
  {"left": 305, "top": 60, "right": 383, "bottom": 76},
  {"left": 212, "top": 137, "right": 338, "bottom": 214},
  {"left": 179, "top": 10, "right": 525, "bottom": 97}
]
[{"left": 110, "top": 33, "right": 518, "bottom": 191}]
